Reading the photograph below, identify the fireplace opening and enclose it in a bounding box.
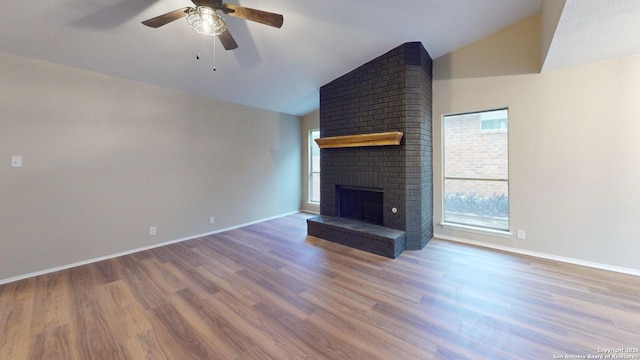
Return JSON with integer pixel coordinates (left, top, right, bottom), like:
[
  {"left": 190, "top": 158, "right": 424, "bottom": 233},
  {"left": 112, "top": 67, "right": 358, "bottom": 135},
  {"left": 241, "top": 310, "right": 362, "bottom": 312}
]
[{"left": 336, "top": 186, "right": 383, "bottom": 226}]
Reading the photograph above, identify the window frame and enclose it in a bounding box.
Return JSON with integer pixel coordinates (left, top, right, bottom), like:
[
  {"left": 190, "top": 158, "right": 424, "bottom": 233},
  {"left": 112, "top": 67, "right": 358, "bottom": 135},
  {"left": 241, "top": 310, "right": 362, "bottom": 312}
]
[{"left": 441, "top": 108, "right": 510, "bottom": 234}]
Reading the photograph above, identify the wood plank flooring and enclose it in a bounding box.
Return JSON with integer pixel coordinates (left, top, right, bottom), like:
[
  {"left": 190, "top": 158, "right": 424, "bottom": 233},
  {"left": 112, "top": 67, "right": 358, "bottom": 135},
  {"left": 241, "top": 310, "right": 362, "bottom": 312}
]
[{"left": 1, "top": 212, "right": 639, "bottom": 359}]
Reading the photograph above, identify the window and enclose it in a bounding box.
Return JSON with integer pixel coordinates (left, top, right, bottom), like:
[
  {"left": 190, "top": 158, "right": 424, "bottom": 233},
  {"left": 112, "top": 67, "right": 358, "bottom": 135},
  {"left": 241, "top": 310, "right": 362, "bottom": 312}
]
[
  {"left": 443, "top": 109, "right": 509, "bottom": 231},
  {"left": 309, "top": 129, "right": 320, "bottom": 203}
]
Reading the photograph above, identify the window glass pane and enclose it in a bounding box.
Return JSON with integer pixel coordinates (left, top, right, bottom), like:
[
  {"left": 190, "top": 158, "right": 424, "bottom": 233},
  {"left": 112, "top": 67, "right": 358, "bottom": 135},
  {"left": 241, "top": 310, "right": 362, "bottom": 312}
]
[
  {"left": 443, "top": 179, "right": 508, "bottom": 230},
  {"left": 310, "top": 172, "right": 320, "bottom": 203},
  {"left": 309, "top": 130, "right": 320, "bottom": 203},
  {"left": 444, "top": 110, "right": 508, "bottom": 180},
  {"left": 481, "top": 118, "right": 507, "bottom": 130},
  {"left": 311, "top": 130, "right": 320, "bottom": 172},
  {"left": 443, "top": 109, "right": 508, "bottom": 231}
]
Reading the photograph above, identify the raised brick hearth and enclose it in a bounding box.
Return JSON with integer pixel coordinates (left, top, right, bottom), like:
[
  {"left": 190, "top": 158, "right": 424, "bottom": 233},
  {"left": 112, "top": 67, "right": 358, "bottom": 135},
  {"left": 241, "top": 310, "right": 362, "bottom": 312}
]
[
  {"left": 307, "top": 215, "right": 405, "bottom": 258},
  {"left": 308, "top": 42, "right": 433, "bottom": 258}
]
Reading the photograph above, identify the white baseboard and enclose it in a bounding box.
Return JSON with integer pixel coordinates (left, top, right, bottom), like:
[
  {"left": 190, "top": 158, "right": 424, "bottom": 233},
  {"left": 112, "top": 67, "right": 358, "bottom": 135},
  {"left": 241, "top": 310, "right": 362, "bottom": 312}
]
[
  {"left": 434, "top": 233, "right": 640, "bottom": 277},
  {"left": 0, "top": 211, "right": 302, "bottom": 286}
]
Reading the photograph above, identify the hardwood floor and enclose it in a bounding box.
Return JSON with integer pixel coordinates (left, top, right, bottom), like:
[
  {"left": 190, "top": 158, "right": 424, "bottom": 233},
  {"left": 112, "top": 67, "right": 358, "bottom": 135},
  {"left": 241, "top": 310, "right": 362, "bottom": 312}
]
[{"left": 1, "top": 212, "right": 639, "bottom": 359}]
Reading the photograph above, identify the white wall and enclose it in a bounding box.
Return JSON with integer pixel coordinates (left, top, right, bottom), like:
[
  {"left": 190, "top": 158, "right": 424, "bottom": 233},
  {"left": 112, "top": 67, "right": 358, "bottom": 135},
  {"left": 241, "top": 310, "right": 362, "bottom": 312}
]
[
  {"left": 541, "top": 0, "right": 566, "bottom": 69},
  {"left": 301, "top": 110, "right": 320, "bottom": 213},
  {"left": 0, "top": 52, "right": 301, "bottom": 282},
  {"left": 433, "top": 14, "right": 640, "bottom": 272}
]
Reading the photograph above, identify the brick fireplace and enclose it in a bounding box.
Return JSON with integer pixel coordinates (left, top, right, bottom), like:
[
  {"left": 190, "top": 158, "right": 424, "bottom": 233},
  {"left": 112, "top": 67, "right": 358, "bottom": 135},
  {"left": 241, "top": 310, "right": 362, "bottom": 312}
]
[{"left": 307, "top": 42, "right": 433, "bottom": 258}]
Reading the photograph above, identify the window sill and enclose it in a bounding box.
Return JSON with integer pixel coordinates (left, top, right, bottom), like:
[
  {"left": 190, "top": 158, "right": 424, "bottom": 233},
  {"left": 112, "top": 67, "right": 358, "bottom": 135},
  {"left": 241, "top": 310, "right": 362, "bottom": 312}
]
[{"left": 440, "top": 222, "right": 512, "bottom": 238}]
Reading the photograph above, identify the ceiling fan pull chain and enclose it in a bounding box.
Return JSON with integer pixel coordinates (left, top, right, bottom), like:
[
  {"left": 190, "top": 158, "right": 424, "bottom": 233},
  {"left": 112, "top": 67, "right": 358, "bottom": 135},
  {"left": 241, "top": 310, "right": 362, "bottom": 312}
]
[{"left": 213, "top": 38, "right": 217, "bottom": 71}]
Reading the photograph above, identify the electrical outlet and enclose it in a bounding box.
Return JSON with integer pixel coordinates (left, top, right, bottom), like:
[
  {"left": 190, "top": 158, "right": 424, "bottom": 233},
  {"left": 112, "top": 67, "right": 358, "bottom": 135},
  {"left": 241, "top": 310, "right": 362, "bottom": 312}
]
[
  {"left": 517, "top": 229, "right": 526, "bottom": 240},
  {"left": 11, "top": 156, "right": 22, "bottom": 168},
  {"left": 149, "top": 226, "right": 157, "bottom": 236},
  {"left": 210, "top": 216, "right": 215, "bottom": 224}
]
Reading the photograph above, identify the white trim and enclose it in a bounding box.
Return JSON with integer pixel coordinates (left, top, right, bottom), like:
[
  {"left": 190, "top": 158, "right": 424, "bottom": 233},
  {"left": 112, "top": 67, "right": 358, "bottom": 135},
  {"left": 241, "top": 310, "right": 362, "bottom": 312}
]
[
  {"left": 440, "top": 222, "right": 512, "bottom": 238},
  {"left": 0, "top": 211, "right": 301, "bottom": 286},
  {"left": 301, "top": 209, "right": 320, "bottom": 215},
  {"left": 434, "top": 232, "right": 640, "bottom": 277}
]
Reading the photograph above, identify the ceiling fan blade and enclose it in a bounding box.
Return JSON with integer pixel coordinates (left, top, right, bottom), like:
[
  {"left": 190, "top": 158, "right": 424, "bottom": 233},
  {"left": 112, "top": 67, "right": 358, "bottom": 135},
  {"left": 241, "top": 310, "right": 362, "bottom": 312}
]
[
  {"left": 142, "top": 7, "right": 190, "bottom": 28},
  {"left": 220, "top": 4, "right": 283, "bottom": 28},
  {"left": 218, "top": 29, "right": 239, "bottom": 50}
]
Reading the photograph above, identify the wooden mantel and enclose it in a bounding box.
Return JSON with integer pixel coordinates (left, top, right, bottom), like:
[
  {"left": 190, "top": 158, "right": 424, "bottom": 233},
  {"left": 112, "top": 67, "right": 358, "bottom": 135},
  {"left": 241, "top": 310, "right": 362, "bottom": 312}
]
[{"left": 314, "top": 131, "right": 403, "bottom": 149}]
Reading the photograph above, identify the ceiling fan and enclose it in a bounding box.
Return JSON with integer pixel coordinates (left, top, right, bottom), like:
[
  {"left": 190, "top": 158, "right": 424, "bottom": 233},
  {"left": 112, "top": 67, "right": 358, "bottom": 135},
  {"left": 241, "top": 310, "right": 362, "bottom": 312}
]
[{"left": 141, "top": 0, "right": 283, "bottom": 50}]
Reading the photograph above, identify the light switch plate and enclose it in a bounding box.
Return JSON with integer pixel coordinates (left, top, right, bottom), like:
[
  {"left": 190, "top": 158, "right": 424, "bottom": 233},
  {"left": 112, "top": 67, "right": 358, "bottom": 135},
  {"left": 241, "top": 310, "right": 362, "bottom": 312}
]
[{"left": 11, "top": 156, "right": 22, "bottom": 168}]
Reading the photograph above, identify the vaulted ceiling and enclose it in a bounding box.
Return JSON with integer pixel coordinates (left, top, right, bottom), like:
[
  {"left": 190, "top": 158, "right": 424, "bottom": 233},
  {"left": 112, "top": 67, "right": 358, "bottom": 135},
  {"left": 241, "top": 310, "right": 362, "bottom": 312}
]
[{"left": 1, "top": 0, "right": 639, "bottom": 116}]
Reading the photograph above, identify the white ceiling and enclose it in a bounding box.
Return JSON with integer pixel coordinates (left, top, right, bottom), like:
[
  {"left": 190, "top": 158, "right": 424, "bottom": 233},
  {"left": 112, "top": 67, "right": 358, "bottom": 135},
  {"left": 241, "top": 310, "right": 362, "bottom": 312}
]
[
  {"left": 0, "top": 0, "right": 638, "bottom": 116},
  {"left": 542, "top": 0, "right": 640, "bottom": 71}
]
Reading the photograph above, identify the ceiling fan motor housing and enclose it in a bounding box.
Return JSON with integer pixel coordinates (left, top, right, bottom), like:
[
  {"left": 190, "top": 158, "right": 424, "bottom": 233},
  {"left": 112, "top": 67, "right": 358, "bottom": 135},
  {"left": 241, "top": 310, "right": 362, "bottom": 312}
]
[{"left": 186, "top": 6, "right": 227, "bottom": 36}]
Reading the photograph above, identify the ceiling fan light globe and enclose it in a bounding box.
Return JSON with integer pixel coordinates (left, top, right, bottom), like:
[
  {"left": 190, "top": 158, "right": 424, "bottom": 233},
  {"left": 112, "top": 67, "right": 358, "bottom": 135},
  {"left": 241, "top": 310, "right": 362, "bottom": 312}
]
[{"left": 186, "top": 6, "right": 226, "bottom": 36}]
